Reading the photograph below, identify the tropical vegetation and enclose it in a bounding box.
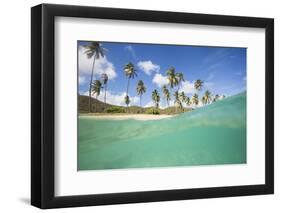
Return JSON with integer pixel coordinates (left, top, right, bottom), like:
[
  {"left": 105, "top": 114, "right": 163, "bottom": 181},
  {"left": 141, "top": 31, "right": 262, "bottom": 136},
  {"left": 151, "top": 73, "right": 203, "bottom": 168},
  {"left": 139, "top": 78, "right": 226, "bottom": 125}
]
[
  {"left": 83, "top": 42, "right": 106, "bottom": 112},
  {"left": 105, "top": 106, "right": 126, "bottom": 113},
  {"left": 124, "top": 62, "right": 138, "bottom": 107},
  {"left": 91, "top": 80, "right": 102, "bottom": 112},
  {"left": 152, "top": 89, "right": 160, "bottom": 109},
  {"left": 101, "top": 73, "right": 108, "bottom": 104},
  {"left": 162, "top": 85, "right": 171, "bottom": 107},
  {"left": 194, "top": 79, "right": 204, "bottom": 91},
  {"left": 174, "top": 91, "right": 183, "bottom": 112},
  {"left": 82, "top": 42, "right": 226, "bottom": 115},
  {"left": 136, "top": 80, "right": 146, "bottom": 107}
]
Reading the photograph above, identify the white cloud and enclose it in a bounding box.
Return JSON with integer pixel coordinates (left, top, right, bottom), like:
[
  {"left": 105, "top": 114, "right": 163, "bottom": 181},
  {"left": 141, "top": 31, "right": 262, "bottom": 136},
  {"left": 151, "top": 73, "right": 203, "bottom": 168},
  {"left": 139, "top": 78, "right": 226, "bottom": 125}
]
[
  {"left": 152, "top": 73, "right": 169, "bottom": 88},
  {"left": 125, "top": 45, "right": 137, "bottom": 59},
  {"left": 78, "top": 46, "right": 117, "bottom": 80},
  {"left": 159, "top": 100, "right": 172, "bottom": 109},
  {"left": 128, "top": 96, "right": 140, "bottom": 106},
  {"left": 144, "top": 101, "right": 154, "bottom": 108},
  {"left": 82, "top": 90, "right": 140, "bottom": 106},
  {"left": 179, "top": 81, "right": 196, "bottom": 94},
  {"left": 137, "top": 60, "right": 160, "bottom": 75},
  {"left": 218, "top": 95, "right": 225, "bottom": 100},
  {"left": 79, "top": 76, "right": 86, "bottom": 85},
  {"left": 93, "top": 90, "right": 140, "bottom": 106},
  {"left": 82, "top": 91, "right": 89, "bottom": 96},
  {"left": 144, "top": 100, "right": 169, "bottom": 109}
]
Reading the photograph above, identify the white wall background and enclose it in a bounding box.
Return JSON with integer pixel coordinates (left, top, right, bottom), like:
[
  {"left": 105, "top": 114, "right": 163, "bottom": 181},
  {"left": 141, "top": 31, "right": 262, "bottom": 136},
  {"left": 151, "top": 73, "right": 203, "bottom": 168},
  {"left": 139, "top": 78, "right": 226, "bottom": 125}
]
[{"left": 0, "top": 0, "right": 279, "bottom": 212}]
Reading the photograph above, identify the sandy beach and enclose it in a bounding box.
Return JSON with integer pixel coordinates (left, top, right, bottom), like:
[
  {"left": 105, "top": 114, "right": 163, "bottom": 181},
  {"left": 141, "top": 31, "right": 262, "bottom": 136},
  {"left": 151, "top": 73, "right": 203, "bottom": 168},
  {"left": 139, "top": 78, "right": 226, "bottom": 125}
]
[{"left": 80, "top": 113, "right": 175, "bottom": 120}]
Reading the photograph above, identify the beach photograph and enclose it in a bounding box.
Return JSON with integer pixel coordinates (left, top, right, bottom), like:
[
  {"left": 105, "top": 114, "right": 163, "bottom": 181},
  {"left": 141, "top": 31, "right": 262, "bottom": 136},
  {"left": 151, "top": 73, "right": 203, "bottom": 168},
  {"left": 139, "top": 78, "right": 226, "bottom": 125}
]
[{"left": 78, "top": 41, "right": 246, "bottom": 170}]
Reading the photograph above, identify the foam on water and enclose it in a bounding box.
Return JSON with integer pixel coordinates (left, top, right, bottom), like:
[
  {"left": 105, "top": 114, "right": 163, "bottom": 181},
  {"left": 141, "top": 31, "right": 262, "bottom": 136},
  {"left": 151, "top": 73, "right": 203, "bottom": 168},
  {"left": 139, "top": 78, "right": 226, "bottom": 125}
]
[{"left": 78, "top": 92, "right": 246, "bottom": 170}]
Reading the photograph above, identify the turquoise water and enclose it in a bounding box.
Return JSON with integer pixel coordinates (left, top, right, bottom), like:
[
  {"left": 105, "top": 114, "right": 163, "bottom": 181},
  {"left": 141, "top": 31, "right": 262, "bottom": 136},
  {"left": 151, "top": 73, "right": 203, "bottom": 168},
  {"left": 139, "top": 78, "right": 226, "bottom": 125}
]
[{"left": 78, "top": 92, "right": 246, "bottom": 170}]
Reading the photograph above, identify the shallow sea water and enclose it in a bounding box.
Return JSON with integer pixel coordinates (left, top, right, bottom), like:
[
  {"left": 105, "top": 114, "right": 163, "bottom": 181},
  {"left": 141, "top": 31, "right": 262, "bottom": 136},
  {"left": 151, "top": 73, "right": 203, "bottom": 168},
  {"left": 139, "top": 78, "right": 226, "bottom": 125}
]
[{"left": 78, "top": 92, "right": 246, "bottom": 170}]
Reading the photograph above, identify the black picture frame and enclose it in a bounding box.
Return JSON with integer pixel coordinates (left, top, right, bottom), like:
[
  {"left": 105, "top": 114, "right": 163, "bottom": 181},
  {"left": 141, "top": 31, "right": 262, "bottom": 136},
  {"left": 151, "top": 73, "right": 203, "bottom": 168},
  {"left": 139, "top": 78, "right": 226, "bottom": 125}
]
[{"left": 31, "top": 3, "right": 274, "bottom": 209}]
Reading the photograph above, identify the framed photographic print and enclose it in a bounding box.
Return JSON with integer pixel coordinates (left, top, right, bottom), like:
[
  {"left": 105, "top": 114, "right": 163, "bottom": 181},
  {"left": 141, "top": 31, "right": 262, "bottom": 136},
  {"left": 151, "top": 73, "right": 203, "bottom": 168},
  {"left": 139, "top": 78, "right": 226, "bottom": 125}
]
[{"left": 31, "top": 4, "right": 274, "bottom": 209}]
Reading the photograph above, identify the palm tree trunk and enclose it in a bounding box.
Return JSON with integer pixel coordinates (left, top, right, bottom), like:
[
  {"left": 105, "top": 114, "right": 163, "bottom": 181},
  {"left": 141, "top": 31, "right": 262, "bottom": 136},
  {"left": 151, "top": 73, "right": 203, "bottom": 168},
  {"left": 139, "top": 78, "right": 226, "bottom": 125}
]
[
  {"left": 167, "top": 99, "right": 169, "bottom": 107},
  {"left": 88, "top": 55, "right": 96, "bottom": 113},
  {"left": 140, "top": 95, "right": 142, "bottom": 107},
  {"left": 126, "top": 77, "right": 130, "bottom": 107},
  {"left": 95, "top": 94, "right": 98, "bottom": 112},
  {"left": 126, "top": 77, "right": 130, "bottom": 96},
  {"left": 104, "top": 83, "right": 107, "bottom": 104}
]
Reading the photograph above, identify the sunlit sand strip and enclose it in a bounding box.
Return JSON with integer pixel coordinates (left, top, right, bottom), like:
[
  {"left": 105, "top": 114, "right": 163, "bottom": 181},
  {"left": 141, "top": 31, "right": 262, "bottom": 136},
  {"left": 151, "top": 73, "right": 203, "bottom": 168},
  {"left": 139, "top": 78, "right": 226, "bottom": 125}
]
[{"left": 80, "top": 114, "right": 176, "bottom": 120}]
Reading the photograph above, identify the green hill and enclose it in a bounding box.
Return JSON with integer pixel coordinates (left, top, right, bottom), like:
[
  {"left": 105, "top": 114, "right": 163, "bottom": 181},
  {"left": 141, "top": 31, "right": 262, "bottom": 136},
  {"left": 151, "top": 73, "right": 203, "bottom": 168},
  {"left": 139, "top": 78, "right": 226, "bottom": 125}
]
[{"left": 79, "top": 95, "right": 115, "bottom": 113}]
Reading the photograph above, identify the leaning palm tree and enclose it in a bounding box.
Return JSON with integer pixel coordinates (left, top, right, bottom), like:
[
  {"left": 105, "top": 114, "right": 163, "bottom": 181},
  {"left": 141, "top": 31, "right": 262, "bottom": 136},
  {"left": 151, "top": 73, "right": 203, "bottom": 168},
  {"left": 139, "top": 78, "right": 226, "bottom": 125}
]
[
  {"left": 152, "top": 89, "right": 160, "bottom": 109},
  {"left": 166, "top": 67, "right": 179, "bottom": 89},
  {"left": 101, "top": 73, "right": 108, "bottom": 104},
  {"left": 91, "top": 80, "right": 102, "bottom": 112},
  {"left": 204, "top": 90, "right": 212, "bottom": 104},
  {"left": 136, "top": 80, "right": 146, "bottom": 107},
  {"left": 83, "top": 41, "right": 106, "bottom": 112},
  {"left": 174, "top": 91, "right": 183, "bottom": 112},
  {"left": 162, "top": 85, "right": 171, "bottom": 107},
  {"left": 124, "top": 62, "right": 137, "bottom": 107},
  {"left": 192, "top": 93, "right": 199, "bottom": 107},
  {"left": 194, "top": 79, "right": 204, "bottom": 91}
]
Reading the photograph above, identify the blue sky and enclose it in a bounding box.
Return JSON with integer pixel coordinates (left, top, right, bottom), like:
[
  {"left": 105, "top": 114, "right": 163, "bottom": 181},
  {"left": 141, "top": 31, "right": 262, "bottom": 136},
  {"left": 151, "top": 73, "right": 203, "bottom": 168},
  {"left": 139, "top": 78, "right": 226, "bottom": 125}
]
[{"left": 78, "top": 41, "right": 246, "bottom": 108}]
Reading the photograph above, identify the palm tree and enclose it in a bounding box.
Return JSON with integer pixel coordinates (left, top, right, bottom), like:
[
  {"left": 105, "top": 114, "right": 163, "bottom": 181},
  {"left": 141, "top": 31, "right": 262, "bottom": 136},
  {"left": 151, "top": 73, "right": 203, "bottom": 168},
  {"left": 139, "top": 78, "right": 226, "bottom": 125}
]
[
  {"left": 124, "top": 95, "right": 130, "bottom": 107},
  {"left": 174, "top": 91, "right": 183, "bottom": 112},
  {"left": 91, "top": 80, "right": 102, "bottom": 112},
  {"left": 176, "top": 72, "right": 185, "bottom": 84},
  {"left": 83, "top": 41, "right": 106, "bottom": 112},
  {"left": 162, "top": 85, "right": 171, "bottom": 107},
  {"left": 152, "top": 89, "right": 160, "bottom": 109},
  {"left": 194, "top": 79, "right": 204, "bottom": 91},
  {"left": 201, "top": 96, "right": 206, "bottom": 105},
  {"left": 179, "top": 91, "right": 186, "bottom": 103},
  {"left": 166, "top": 67, "right": 185, "bottom": 89},
  {"left": 204, "top": 90, "right": 212, "bottom": 104},
  {"left": 176, "top": 73, "right": 185, "bottom": 97},
  {"left": 101, "top": 73, "right": 108, "bottom": 104},
  {"left": 124, "top": 62, "right": 137, "bottom": 107},
  {"left": 166, "top": 67, "right": 179, "bottom": 89},
  {"left": 213, "top": 94, "right": 220, "bottom": 102},
  {"left": 192, "top": 93, "right": 199, "bottom": 107},
  {"left": 136, "top": 80, "right": 146, "bottom": 107},
  {"left": 185, "top": 97, "right": 191, "bottom": 106}
]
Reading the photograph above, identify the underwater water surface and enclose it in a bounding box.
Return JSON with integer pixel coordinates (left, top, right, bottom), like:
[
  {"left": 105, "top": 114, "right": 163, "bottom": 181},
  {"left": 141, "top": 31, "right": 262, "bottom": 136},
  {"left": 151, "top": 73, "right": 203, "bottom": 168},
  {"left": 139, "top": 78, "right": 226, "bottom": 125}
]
[{"left": 78, "top": 92, "right": 246, "bottom": 170}]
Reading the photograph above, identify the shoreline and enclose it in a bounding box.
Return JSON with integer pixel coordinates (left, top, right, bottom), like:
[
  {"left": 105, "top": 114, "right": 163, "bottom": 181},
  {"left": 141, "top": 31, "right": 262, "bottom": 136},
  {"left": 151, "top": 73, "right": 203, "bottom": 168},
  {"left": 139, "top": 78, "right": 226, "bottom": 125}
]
[{"left": 79, "top": 113, "right": 176, "bottom": 120}]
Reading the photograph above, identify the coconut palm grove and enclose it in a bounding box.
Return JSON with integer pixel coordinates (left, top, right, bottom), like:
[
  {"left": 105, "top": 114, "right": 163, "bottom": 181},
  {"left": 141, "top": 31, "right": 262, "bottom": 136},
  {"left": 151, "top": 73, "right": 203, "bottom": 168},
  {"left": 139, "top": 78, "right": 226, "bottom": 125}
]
[{"left": 78, "top": 41, "right": 247, "bottom": 170}]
